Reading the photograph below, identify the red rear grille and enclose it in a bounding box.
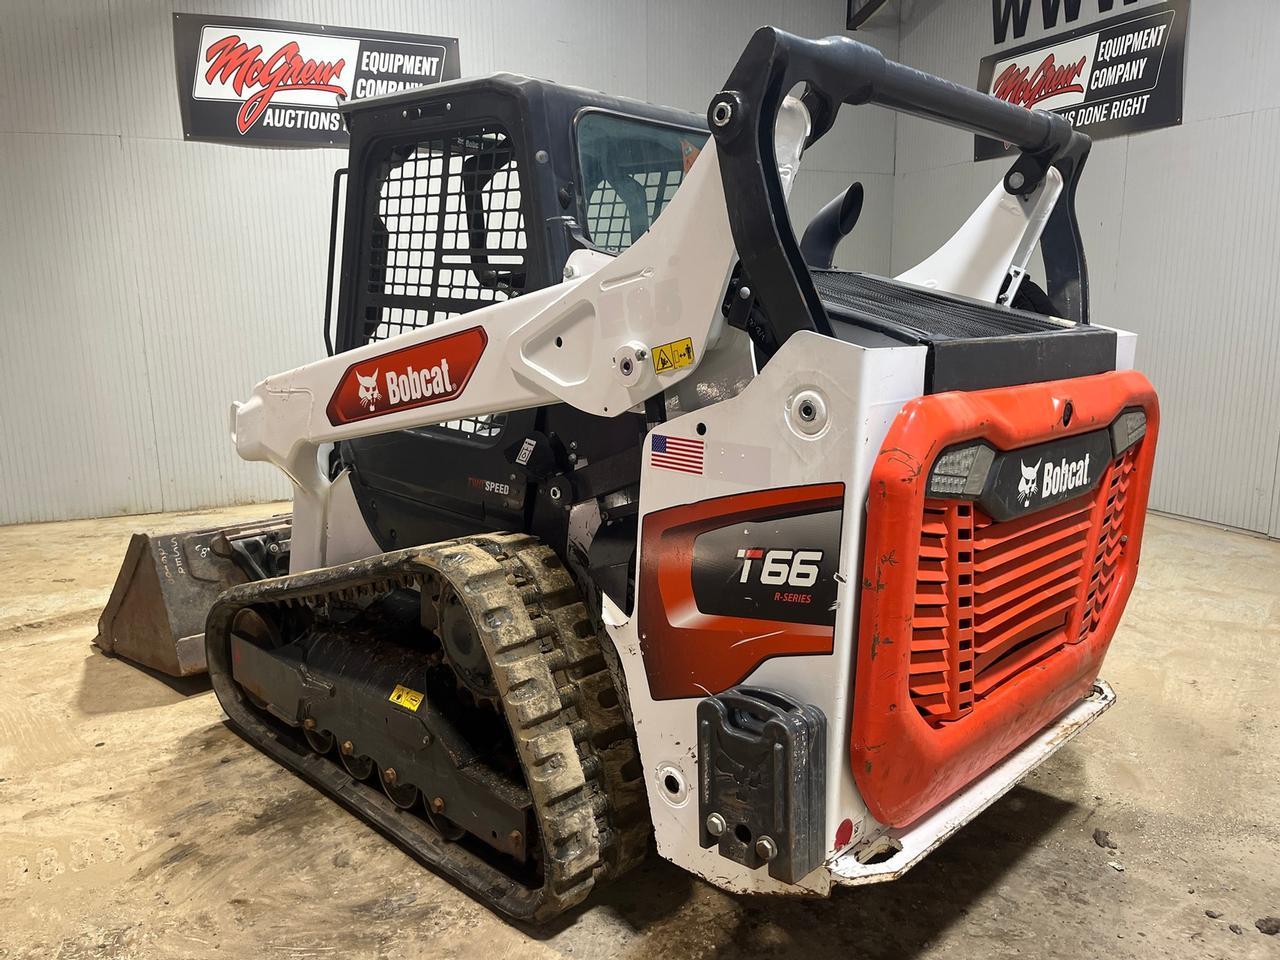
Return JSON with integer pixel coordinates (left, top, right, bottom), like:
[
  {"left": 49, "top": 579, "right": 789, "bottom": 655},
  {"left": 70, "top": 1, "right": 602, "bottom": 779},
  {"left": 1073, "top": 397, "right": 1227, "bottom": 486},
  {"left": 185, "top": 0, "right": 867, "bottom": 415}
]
[
  {"left": 854, "top": 373, "right": 1158, "bottom": 827},
  {"left": 910, "top": 448, "right": 1138, "bottom": 725}
]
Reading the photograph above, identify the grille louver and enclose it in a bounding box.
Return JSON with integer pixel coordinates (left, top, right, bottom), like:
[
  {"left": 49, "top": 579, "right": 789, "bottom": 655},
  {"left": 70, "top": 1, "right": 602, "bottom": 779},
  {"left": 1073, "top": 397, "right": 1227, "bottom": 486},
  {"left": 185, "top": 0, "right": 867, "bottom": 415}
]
[
  {"left": 911, "top": 448, "right": 1139, "bottom": 725},
  {"left": 1079, "top": 447, "right": 1138, "bottom": 639}
]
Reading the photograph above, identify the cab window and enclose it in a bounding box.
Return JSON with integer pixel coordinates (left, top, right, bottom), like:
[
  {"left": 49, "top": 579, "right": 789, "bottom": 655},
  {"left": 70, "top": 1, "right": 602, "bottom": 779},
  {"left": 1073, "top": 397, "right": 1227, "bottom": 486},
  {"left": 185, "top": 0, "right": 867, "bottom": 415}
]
[{"left": 576, "top": 112, "right": 708, "bottom": 252}]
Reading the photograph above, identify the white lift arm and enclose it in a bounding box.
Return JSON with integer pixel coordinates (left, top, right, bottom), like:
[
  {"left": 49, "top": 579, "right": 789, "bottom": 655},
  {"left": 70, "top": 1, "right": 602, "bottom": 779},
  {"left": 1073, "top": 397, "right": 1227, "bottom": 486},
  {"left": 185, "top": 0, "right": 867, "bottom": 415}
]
[{"left": 230, "top": 97, "right": 810, "bottom": 568}]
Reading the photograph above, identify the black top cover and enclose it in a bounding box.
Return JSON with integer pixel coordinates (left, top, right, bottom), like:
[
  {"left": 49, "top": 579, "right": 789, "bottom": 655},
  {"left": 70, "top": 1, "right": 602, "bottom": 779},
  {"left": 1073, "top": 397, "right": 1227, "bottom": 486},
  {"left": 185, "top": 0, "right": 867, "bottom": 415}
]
[{"left": 815, "top": 271, "right": 1116, "bottom": 393}]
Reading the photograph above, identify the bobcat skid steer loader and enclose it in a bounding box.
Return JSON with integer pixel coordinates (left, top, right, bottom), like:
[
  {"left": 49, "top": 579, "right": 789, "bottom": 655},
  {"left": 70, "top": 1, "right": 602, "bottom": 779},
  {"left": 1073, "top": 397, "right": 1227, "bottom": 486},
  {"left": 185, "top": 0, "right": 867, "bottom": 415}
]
[{"left": 106, "top": 28, "right": 1159, "bottom": 921}]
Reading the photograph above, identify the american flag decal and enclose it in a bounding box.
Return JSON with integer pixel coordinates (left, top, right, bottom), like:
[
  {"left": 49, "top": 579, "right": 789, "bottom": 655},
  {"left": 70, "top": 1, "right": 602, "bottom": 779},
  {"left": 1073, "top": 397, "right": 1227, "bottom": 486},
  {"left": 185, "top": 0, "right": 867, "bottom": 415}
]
[{"left": 651, "top": 434, "right": 704, "bottom": 475}]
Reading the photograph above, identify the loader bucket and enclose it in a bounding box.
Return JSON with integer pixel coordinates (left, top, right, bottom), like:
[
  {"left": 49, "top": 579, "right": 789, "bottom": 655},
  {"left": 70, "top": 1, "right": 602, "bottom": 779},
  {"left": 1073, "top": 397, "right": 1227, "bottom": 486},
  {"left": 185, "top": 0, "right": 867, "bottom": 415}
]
[{"left": 95, "top": 516, "right": 290, "bottom": 677}]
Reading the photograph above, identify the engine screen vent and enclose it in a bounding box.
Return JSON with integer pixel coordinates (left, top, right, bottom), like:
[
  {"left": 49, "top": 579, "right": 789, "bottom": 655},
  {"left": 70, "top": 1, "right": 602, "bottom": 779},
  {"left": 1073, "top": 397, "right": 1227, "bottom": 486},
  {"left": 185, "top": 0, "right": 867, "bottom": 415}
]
[{"left": 911, "top": 448, "right": 1137, "bottom": 725}]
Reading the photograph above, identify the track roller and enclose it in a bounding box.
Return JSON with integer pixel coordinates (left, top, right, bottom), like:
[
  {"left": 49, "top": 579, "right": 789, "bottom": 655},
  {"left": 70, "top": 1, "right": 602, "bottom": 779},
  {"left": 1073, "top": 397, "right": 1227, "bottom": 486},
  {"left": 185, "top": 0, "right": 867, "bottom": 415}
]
[{"left": 380, "top": 766, "right": 419, "bottom": 809}]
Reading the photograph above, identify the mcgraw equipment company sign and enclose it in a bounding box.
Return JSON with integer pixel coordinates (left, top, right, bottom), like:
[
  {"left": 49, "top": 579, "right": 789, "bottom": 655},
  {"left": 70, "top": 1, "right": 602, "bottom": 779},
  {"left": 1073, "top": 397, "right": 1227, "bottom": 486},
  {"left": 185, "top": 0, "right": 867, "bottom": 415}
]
[
  {"left": 173, "top": 14, "right": 460, "bottom": 147},
  {"left": 975, "top": 0, "right": 1188, "bottom": 160}
]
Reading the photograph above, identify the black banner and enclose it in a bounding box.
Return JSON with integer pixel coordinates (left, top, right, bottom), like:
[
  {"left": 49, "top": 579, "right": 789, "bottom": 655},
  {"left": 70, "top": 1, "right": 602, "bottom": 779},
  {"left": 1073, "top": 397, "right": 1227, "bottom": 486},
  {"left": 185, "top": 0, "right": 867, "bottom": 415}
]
[
  {"left": 173, "top": 14, "right": 460, "bottom": 148},
  {"left": 975, "top": 0, "right": 1188, "bottom": 160}
]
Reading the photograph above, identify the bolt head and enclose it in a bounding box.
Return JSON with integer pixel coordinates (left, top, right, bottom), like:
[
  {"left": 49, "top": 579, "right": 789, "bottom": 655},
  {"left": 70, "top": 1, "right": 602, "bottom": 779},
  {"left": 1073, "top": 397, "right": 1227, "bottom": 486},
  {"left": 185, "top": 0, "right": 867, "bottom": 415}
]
[
  {"left": 430, "top": 796, "right": 446, "bottom": 814},
  {"left": 755, "top": 836, "right": 777, "bottom": 861},
  {"left": 738, "top": 285, "right": 752, "bottom": 300},
  {"left": 549, "top": 485, "right": 562, "bottom": 502},
  {"left": 303, "top": 718, "right": 316, "bottom": 730},
  {"left": 563, "top": 264, "right": 576, "bottom": 280},
  {"left": 508, "top": 829, "right": 523, "bottom": 849},
  {"left": 340, "top": 740, "right": 354, "bottom": 756},
  {"left": 712, "top": 100, "right": 734, "bottom": 127},
  {"left": 1008, "top": 170, "right": 1026, "bottom": 190},
  {"left": 706, "top": 813, "right": 726, "bottom": 837},
  {"left": 790, "top": 390, "right": 828, "bottom": 436},
  {"left": 383, "top": 767, "right": 398, "bottom": 786}
]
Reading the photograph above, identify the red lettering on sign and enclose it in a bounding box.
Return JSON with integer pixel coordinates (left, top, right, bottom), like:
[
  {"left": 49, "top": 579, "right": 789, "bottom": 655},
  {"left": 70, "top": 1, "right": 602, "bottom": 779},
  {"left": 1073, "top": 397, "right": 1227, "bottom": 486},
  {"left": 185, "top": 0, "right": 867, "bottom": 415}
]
[
  {"left": 203, "top": 35, "right": 348, "bottom": 134},
  {"left": 992, "top": 53, "right": 1087, "bottom": 109}
]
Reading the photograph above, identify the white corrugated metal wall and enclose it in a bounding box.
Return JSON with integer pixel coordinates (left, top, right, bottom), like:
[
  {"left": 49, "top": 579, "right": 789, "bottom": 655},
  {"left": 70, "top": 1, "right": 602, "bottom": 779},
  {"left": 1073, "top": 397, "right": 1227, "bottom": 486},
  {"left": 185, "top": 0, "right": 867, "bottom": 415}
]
[
  {"left": 889, "top": 0, "right": 1280, "bottom": 537},
  {"left": 0, "top": 0, "right": 896, "bottom": 524}
]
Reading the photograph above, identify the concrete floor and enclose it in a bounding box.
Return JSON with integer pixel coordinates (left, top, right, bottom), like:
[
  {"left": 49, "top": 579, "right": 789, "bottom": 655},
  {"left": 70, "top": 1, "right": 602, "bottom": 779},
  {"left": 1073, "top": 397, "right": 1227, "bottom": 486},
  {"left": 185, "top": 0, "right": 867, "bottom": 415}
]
[{"left": 1, "top": 505, "right": 1277, "bottom": 960}]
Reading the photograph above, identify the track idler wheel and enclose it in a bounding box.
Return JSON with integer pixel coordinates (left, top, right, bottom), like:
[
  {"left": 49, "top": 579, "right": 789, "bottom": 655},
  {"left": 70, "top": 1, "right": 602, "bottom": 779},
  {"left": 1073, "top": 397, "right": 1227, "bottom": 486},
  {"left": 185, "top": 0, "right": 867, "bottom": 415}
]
[{"left": 436, "top": 584, "right": 499, "bottom": 705}]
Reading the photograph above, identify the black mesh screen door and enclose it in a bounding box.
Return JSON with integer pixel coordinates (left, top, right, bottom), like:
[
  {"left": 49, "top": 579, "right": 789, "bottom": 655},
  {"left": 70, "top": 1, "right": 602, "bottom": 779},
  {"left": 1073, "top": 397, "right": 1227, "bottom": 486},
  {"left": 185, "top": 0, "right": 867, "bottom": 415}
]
[
  {"left": 337, "top": 119, "right": 544, "bottom": 551},
  {"left": 356, "top": 123, "right": 533, "bottom": 440},
  {"left": 362, "top": 124, "right": 529, "bottom": 338}
]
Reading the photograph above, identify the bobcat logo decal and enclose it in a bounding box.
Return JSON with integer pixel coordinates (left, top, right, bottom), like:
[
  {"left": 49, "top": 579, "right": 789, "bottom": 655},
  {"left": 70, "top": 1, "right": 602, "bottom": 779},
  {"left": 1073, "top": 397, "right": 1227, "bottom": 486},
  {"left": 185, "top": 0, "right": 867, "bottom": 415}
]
[
  {"left": 1017, "top": 458, "right": 1041, "bottom": 507},
  {"left": 355, "top": 369, "right": 381, "bottom": 411},
  {"left": 325, "top": 326, "right": 488, "bottom": 427}
]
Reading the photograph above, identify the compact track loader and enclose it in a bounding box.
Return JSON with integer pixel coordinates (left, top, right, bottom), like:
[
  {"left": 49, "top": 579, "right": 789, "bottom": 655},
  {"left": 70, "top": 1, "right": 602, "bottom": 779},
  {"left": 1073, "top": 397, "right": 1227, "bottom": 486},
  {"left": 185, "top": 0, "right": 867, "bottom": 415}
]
[{"left": 100, "top": 28, "right": 1158, "bottom": 921}]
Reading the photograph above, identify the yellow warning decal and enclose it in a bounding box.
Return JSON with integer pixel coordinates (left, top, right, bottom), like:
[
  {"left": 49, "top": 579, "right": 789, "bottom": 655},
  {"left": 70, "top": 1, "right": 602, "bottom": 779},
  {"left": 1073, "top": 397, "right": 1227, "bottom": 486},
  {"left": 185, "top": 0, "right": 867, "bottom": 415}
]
[
  {"left": 651, "top": 337, "right": 695, "bottom": 375},
  {"left": 388, "top": 684, "right": 424, "bottom": 712}
]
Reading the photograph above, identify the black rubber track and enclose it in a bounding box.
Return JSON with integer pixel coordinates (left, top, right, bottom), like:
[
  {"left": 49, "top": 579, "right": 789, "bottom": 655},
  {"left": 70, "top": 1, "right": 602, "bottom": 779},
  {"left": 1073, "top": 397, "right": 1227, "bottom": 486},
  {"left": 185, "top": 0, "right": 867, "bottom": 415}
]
[{"left": 205, "top": 533, "right": 649, "bottom": 922}]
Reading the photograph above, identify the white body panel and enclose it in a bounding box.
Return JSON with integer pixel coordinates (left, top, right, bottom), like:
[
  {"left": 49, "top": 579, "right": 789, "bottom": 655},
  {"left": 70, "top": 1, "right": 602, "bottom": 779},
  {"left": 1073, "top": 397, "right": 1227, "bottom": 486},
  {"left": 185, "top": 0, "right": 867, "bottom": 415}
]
[
  {"left": 321, "top": 470, "right": 383, "bottom": 566},
  {"left": 603, "top": 331, "right": 926, "bottom": 894},
  {"left": 1107, "top": 324, "right": 1138, "bottom": 371}
]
